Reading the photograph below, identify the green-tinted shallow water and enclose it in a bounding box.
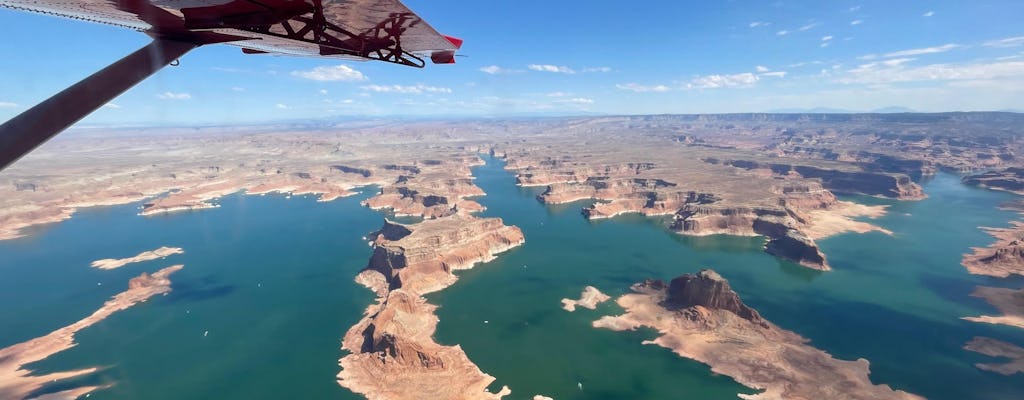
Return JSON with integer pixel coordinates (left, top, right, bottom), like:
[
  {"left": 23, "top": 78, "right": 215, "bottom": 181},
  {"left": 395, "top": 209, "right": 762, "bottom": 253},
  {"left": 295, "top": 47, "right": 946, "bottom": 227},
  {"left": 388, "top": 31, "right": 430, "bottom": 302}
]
[{"left": 1, "top": 156, "right": 1023, "bottom": 399}]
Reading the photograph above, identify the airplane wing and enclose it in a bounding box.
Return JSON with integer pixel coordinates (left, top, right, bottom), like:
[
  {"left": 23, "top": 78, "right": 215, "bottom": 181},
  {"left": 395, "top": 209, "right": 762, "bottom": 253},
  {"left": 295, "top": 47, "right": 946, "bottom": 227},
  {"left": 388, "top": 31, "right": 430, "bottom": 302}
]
[
  {"left": 0, "top": 0, "right": 463, "bottom": 66},
  {"left": 0, "top": 0, "right": 462, "bottom": 170}
]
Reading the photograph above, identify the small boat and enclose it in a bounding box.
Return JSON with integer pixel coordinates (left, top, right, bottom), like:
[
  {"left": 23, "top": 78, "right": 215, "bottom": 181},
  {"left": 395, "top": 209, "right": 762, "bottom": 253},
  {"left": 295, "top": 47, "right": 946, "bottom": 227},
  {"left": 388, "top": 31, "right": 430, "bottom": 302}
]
[{"left": 203, "top": 330, "right": 209, "bottom": 337}]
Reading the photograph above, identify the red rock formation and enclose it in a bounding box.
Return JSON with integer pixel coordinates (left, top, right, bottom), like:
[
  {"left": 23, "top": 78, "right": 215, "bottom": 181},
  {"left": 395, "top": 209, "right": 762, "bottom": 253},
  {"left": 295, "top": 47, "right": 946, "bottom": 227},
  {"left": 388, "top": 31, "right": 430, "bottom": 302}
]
[
  {"left": 339, "top": 215, "right": 524, "bottom": 399},
  {"left": 593, "top": 270, "right": 923, "bottom": 400},
  {"left": 663, "top": 270, "right": 768, "bottom": 328}
]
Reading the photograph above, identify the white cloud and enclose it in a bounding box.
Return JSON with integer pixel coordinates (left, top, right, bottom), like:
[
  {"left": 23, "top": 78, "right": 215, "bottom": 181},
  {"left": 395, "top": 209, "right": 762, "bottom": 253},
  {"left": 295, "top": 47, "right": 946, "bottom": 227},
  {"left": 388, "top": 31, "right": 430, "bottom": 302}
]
[
  {"left": 615, "top": 83, "right": 670, "bottom": 92},
  {"left": 103, "top": 103, "right": 121, "bottom": 109},
  {"left": 479, "top": 65, "right": 517, "bottom": 74},
  {"left": 342, "top": 99, "right": 355, "bottom": 104},
  {"left": 231, "top": 86, "right": 245, "bottom": 92},
  {"left": 850, "top": 19, "right": 863, "bottom": 26},
  {"left": 275, "top": 103, "right": 288, "bottom": 109},
  {"left": 558, "top": 97, "right": 594, "bottom": 104},
  {"left": 318, "top": 89, "right": 328, "bottom": 95},
  {"left": 582, "top": 66, "right": 612, "bottom": 73},
  {"left": 821, "top": 42, "right": 831, "bottom": 48},
  {"left": 291, "top": 65, "right": 366, "bottom": 81},
  {"left": 760, "top": 71, "right": 787, "bottom": 78},
  {"left": 984, "top": 36, "right": 1024, "bottom": 48},
  {"left": 0, "top": 101, "right": 18, "bottom": 107},
  {"left": 848, "top": 6, "right": 861, "bottom": 12},
  {"left": 799, "top": 22, "right": 821, "bottom": 31},
  {"left": 840, "top": 59, "right": 1024, "bottom": 84},
  {"left": 749, "top": 21, "right": 768, "bottom": 28},
  {"left": 687, "top": 72, "right": 759, "bottom": 89},
  {"left": 822, "top": 35, "right": 833, "bottom": 42},
  {"left": 883, "top": 43, "right": 961, "bottom": 58},
  {"left": 756, "top": 65, "right": 770, "bottom": 72},
  {"left": 776, "top": 30, "right": 789, "bottom": 36},
  {"left": 546, "top": 92, "right": 572, "bottom": 97},
  {"left": 157, "top": 92, "right": 190, "bottom": 100},
  {"left": 923, "top": 11, "right": 934, "bottom": 17},
  {"left": 360, "top": 84, "right": 452, "bottom": 94},
  {"left": 528, "top": 64, "right": 575, "bottom": 74}
]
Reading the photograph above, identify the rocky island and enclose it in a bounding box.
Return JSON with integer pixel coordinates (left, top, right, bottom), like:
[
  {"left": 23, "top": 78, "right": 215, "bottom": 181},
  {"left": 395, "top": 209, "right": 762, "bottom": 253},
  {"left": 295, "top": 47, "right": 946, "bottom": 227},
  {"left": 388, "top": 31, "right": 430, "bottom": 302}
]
[
  {"left": 0, "top": 265, "right": 183, "bottom": 400},
  {"left": 561, "top": 286, "right": 611, "bottom": 312},
  {"left": 90, "top": 246, "right": 184, "bottom": 270},
  {"left": 591, "top": 269, "right": 922, "bottom": 400}
]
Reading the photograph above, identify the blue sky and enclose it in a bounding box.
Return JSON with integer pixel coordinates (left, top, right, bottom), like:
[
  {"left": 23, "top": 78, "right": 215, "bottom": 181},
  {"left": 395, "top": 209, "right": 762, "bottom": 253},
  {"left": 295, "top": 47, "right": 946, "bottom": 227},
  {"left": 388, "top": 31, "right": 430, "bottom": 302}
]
[{"left": 0, "top": 0, "right": 1023, "bottom": 124}]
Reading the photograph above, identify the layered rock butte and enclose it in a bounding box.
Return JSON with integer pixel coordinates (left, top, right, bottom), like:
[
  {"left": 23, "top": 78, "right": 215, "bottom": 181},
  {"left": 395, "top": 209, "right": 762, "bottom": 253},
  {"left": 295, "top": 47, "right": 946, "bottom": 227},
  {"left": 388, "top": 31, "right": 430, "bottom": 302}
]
[
  {"left": 0, "top": 265, "right": 183, "bottom": 400},
  {"left": 593, "top": 269, "right": 922, "bottom": 400},
  {"left": 337, "top": 215, "right": 524, "bottom": 399}
]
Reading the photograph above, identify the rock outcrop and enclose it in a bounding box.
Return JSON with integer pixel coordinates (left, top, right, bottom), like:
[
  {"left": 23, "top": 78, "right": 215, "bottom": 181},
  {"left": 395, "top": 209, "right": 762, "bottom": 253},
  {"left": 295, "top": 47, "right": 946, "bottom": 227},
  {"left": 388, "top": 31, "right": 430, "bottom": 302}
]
[
  {"left": 561, "top": 286, "right": 611, "bottom": 312},
  {"left": 338, "top": 215, "right": 523, "bottom": 399},
  {"left": 962, "top": 221, "right": 1024, "bottom": 278},
  {"left": 671, "top": 206, "right": 831, "bottom": 270},
  {"left": 592, "top": 269, "right": 923, "bottom": 400},
  {"left": 963, "top": 337, "right": 1024, "bottom": 375},
  {"left": 663, "top": 270, "right": 767, "bottom": 327}
]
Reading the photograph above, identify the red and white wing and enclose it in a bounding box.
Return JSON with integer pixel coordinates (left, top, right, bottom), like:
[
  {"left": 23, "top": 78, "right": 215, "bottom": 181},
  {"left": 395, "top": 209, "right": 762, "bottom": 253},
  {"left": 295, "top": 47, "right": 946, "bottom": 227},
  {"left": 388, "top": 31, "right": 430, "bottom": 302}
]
[{"left": 0, "top": 0, "right": 462, "bottom": 66}]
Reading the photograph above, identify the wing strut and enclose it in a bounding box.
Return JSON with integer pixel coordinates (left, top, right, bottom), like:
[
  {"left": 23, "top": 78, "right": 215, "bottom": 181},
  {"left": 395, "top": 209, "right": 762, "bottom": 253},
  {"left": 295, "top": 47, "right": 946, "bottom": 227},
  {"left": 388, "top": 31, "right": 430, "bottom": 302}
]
[{"left": 0, "top": 39, "right": 197, "bottom": 170}]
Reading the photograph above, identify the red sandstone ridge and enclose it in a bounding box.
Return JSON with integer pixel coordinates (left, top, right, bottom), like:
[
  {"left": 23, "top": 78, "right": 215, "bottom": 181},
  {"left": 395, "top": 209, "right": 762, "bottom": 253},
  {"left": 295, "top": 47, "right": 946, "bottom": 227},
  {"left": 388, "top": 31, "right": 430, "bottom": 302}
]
[
  {"left": 338, "top": 215, "right": 523, "bottom": 399},
  {"left": 962, "top": 221, "right": 1024, "bottom": 278},
  {"left": 0, "top": 265, "right": 183, "bottom": 400},
  {"left": 593, "top": 269, "right": 923, "bottom": 400}
]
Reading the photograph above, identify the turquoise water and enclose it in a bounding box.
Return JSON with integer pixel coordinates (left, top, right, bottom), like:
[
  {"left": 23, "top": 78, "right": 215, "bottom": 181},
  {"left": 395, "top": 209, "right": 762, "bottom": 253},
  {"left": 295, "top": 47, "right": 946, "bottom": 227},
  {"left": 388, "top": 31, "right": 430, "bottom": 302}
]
[
  {"left": 1, "top": 190, "right": 381, "bottom": 399},
  {"left": 1, "top": 156, "right": 1023, "bottom": 399},
  {"left": 430, "top": 157, "right": 1024, "bottom": 400}
]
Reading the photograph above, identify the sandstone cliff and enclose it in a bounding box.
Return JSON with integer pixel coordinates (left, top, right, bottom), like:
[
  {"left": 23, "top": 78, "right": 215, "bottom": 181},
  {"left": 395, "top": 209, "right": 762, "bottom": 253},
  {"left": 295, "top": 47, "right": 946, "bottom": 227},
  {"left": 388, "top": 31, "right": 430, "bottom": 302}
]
[
  {"left": 963, "top": 168, "right": 1024, "bottom": 195},
  {"left": 338, "top": 215, "right": 524, "bottom": 399}
]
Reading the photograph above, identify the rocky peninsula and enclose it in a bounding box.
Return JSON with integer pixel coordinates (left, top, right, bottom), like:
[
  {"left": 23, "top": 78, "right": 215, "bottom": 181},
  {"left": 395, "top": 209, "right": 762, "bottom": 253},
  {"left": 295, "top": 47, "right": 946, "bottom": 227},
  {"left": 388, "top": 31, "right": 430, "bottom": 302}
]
[
  {"left": 337, "top": 215, "right": 524, "bottom": 399},
  {"left": 962, "top": 286, "right": 1024, "bottom": 330},
  {"left": 0, "top": 265, "right": 182, "bottom": 400},
  {"left": 90, "top": 246, "right": 184, "bottom": 270},
  {"left": 592, "top": 269, "right": 922, "bottom": 400},
  {"left": 962, "top": 221, "right": 1024, "bottom": 278}
]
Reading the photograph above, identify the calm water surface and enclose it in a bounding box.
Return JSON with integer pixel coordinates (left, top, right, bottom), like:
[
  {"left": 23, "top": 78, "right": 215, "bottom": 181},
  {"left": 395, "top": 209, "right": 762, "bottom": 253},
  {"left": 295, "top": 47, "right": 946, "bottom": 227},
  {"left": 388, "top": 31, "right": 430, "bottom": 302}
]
[{"left": 2, "top": 157, "right": 1023, "bottom": 399}]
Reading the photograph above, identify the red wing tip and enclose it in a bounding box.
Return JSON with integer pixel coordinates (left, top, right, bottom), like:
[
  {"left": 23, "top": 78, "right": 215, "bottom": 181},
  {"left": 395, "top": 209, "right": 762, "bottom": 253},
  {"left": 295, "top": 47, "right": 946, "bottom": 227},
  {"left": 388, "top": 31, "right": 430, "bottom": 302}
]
[
  {"left": 431, "top": 51, "right": 456, "bottom": 64},
  {"left": 444, "top": 35, "right": 463, "bottom": 49}
]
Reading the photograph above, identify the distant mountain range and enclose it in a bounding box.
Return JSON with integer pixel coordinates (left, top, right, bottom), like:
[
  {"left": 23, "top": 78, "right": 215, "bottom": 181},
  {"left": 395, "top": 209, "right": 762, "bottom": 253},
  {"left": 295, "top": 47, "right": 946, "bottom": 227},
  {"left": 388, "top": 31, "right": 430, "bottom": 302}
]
[{"left": 767, "top": 106, "right": 919, "bottom": 114}]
